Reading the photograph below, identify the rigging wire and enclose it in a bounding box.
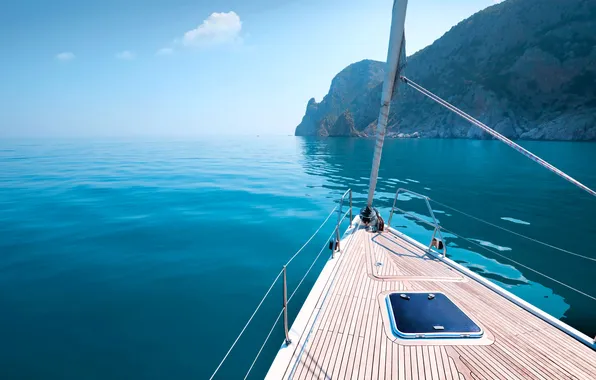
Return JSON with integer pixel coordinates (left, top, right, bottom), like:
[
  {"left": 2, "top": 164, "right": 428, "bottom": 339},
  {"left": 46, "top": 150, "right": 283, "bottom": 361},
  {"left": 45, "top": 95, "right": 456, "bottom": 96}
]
[
  {"left": 245, "top": 212, "right": 358, "bottom": 379},
  {"left": 429, "top": 198, "right": 596, "bottom": 263},
  {"left": 243, "top": 309, "right": 284, "bottom": 380},
  {"left": 439, "top": 225, "right": 596, "bottom": 302},
  {"left": 288, "top": 226, "right": 339, "bottom": 303},
  {"left": 210, "top": 202, "right": 348, "bottom": 379},
  {"left": 285, "top": 206, "right": 338, "bottom": 266},
  {"left": 286, "top": 219, "right": 363, "bottom": 379},
  {"left": 208, "top": 268, "right": 284, "bottom": 380},
  {"left": 400, "top": 76, "right": 596, "bottom": 198},
  {"left": 288, "top": 208, "right": 351, "bottom": 304}
]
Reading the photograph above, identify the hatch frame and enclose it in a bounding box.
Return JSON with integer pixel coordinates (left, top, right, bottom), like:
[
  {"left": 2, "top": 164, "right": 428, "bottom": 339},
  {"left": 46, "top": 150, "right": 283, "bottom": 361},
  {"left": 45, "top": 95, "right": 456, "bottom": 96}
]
[{"left": 385, "top": 291, "right": 484, "bottom": 339}]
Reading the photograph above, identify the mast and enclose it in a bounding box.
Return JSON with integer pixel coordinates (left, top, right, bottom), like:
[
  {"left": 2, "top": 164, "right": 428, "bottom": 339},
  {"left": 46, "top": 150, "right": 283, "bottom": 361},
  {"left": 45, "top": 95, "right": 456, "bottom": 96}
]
[{"left": 366, "top": 0, "right": 408, "bottom": 208}]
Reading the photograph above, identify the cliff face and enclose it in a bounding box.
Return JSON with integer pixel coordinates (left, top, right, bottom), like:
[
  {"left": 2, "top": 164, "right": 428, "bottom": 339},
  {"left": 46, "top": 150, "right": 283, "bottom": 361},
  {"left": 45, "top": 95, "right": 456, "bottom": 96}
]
[
  {"left": 295, "top": 0, "right": 596, "bottom": 140},
  {"left": 294, "top": 60, "right": 385, "bottom": 137}
]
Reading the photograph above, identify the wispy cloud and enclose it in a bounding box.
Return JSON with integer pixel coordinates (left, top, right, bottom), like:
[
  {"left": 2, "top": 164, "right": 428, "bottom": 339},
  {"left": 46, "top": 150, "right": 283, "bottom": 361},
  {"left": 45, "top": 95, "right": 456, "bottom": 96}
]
[
  {"left": 157, "top": 11, "right": 242, "bottom": 56},
  {"left": 116, "top": 50, "right": 136, "bottom": 60},
  {"left": 181, "top": 11, "right": 242, "bottom": 47},
  {"left": 156, "top": 47, "right": 174, "bottom": 56},
  {"left": 56, "top": 52, "right": 75, "bottom": 61}
]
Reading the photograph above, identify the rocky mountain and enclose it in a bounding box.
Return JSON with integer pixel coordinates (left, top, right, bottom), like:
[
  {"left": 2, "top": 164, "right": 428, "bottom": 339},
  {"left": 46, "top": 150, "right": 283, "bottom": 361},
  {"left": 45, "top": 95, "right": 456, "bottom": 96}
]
[
  {"left": 294, "top": 60, "right": 385, "bottom": 137},
  {"left": 295, "top": 0, "right": 596, "bottom": 140}
]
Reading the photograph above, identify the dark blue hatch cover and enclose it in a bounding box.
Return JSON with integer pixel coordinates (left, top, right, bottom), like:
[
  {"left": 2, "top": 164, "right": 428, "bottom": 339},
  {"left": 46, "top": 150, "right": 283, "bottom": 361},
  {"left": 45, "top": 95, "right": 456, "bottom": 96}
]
[{"left": 385, "top": 292, "right": 483, "bottom": 339}]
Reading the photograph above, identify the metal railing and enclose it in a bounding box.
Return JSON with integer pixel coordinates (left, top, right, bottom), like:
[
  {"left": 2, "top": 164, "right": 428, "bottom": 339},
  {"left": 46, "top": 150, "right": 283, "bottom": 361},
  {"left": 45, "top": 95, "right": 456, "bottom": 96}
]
[
  {"left": 210, "top": 189, "right": 353, "bottom": 379},
  {"left": 282, "top": 266, "right": 291, "bottom": 345},
  {"left": 387, "top": 188, "right": 447, "bottom": 257},
  {"left": 333, "top": 189, "right": 353, "bottom": 258}
]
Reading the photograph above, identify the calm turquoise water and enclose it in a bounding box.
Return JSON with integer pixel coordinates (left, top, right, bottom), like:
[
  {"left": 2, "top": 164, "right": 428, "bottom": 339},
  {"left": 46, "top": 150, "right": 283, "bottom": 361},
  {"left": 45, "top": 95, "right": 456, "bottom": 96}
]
[{"left": 1, "top": 137, "right": 595, "bottom": 379}]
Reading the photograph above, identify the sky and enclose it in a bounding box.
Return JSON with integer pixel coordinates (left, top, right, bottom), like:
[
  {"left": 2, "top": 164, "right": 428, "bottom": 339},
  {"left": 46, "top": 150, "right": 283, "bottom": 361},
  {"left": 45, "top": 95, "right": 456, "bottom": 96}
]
[{"left": 0, "top": 0, "right": 503, "bottom": 138}]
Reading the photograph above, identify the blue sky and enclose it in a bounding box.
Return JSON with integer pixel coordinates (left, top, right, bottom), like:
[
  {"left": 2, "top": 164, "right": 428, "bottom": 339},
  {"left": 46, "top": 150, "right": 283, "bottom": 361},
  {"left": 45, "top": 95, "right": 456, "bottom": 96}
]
[{"left": 0, "top": 0, "right": 502, "bottom": 138}]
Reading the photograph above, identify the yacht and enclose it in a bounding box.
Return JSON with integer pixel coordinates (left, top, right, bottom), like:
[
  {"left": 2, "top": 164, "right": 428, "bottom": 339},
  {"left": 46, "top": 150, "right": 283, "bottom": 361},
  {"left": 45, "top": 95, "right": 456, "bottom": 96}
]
[{"left": 211, "top": 1, "right": 596, "bottom": 378}]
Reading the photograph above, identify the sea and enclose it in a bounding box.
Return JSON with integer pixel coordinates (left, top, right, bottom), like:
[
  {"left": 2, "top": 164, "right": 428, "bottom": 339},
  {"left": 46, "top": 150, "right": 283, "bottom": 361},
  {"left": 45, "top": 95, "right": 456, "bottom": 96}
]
[{"left": 0, "top": 137, "right": 595, "bottom": 379}]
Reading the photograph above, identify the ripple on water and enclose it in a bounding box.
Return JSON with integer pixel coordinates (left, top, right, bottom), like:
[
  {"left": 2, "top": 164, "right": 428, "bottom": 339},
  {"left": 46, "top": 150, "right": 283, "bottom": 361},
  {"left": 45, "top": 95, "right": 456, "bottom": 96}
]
[
  {"left": 396, "top": 192, "right": 424, "bottom": 202},
  {"left": 500, "top": 217, "right": 530, "bottom": 225},
  {"left": 470, "top": 238, "right": 512, "bottom": 252},
  {"left": 387, "top": 178, "right": 408, "bottom": 184}
]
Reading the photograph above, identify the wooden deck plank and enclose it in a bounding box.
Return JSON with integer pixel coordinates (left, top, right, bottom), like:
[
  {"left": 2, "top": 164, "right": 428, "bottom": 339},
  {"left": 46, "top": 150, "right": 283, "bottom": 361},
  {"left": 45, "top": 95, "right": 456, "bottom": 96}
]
[
  {"left": 357, "top": 284, "right": 374, "bottom": 379},
  {"left": 322, "top": 332, "right": 341, "bottom": 380},
  {"left": 336, "top": 333, "right": 354, "bottom": 380},
  {"left": 467, "top": 345, "right": 523, "bottom": 380},
  {"left": 404, "top": 346, "right": 413, "bottom": 380},
  {"left": 365, "top": 279, "right": 381, "bottom": 380},
  {"left": 487, "top": 337, "right": 546, "bottom": 380},
  {"left": 484, "top": 344, "right": 539, "bottom": 380},
  {"left": 389, "top": 333, "right": 396, "bottom": 380},
  {"left": 439, "top": 347, "right": 455, "bottom": 380},
  {"left": 509, "top": 330, "right": 590, "bottom": 380},
  {"left": 428, "top": 345, "right": 439, "bottom": 380},
  {"left": 304, "top": 328, "right": 332, "bottom": 380},
  {"left": 350, "top": 336, "right": 364, "bottom": 380},
  {"left": 271, "top": 227, "right": 596, "bottom": 379},
  {"left": 416, "top": 345, "right": 425, "bottom": 380},
  {"left": 398, "top": 345, "right": 405, "bottom": 380},
  {"left": 434, "top": 346, "right": 448, "bottom": 380},
  {"left": 453, "top": 346, "right": 506, "bottom": 380},
  {"left": 295, "top": 329, "right": 322, "bottom": 380},
  {"left": 333, "top": 263, "right": 366, "bottom": 379},
  {"left": 312, "top": 330, "right": 333, "bottom": 379},
  {"left": 378, "top": 303, "right": 388, "bottom": 380}
]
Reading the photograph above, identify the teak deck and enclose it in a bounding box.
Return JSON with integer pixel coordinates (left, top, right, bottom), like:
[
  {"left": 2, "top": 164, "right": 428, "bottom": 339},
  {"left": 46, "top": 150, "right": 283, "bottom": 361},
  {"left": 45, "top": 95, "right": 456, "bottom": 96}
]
[{"left": 266, "top": 223, "right": 596, "bottom": 379}]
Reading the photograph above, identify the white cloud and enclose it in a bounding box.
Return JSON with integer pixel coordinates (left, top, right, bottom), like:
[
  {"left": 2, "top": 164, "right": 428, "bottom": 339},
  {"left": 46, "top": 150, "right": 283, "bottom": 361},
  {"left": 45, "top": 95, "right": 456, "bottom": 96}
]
[
  {"left": 56, "top": 52, "right": 75, "bottom": 61},
  {"left": 116, "top": 50, "right": 136, "bottom": 60},
  {"left": 181, "top": 11, "right": 242, "bottom": 47},
  {"left": 156, "top": 47, "right": 174, "bottom": 56}
]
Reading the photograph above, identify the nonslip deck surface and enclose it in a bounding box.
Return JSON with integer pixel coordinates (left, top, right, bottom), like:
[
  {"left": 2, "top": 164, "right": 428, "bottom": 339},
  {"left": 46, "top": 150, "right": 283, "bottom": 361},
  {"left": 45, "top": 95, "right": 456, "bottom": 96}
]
[{"left": 272, "top": 226, "right": 596, "bottom": 379}]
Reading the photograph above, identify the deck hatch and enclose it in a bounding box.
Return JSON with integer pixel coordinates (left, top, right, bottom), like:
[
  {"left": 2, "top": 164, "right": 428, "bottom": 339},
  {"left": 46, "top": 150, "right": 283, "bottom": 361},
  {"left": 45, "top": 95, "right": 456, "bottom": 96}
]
[{"left": 386, "top": 292, "right": 483, "bottom": 339}]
